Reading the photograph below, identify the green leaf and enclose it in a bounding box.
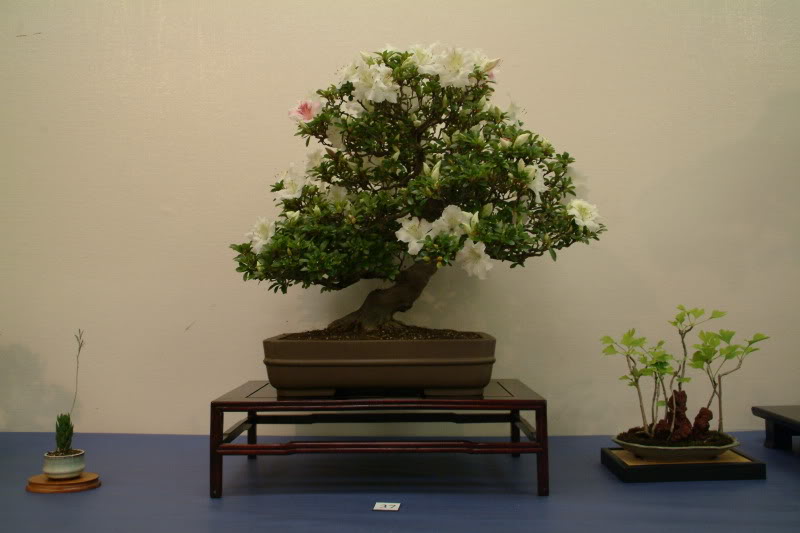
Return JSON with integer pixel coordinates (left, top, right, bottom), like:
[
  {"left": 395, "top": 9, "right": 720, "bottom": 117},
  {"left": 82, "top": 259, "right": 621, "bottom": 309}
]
[
  {"left": 549, "top": 248, "right": 557, "bottom": 261},
  {"left": 717, "top": 329, "right": 735, "bottom": 344},
  {"left": 676, "top": 377, "right": 691, "bottom": 383},
  {"left": 618, "top": 375, "right": 631, "bottom": 381},
  {"left": 656, "top": 400, "right": 667, "bottom": 407},
  {"left": 620, "top": 329, "right": 636, "bottom": 347},
  {"left": 721, "top": 345, "right": 741, "bottom": 359},
  {"left": 631, "top": 336, "right": 647, "bottom": 348},
  {"left": 600, "top": 335, "right": 615, "bottom": 345},
  {"left": 750, "top": 333, "right": 769, "bottom": 343},
  {"left": 602, "top": 345, "right": 618, "bottom": 355},
  {"left": 710, "top": 310, "right": 726, "bottom": 319}
]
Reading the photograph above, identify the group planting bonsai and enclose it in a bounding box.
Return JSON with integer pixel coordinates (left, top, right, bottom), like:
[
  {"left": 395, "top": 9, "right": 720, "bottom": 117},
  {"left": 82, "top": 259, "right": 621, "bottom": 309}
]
[
  {"left": 231, "top": 44, "right": 604, "bottom": 334},
  {"left": 601, "top": 307, "right": 768, "bottom": 446}
]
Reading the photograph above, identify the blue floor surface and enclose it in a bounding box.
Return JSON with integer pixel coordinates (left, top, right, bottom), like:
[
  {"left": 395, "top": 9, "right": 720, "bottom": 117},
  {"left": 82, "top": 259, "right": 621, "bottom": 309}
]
[{"left": 1, "top": 431, "right": 798, "bottom": 533}]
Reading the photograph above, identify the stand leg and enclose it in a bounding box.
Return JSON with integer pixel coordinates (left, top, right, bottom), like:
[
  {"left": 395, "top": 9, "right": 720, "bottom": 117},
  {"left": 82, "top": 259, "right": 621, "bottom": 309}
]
[
  {"left": 764, "top": 420, "right": 793, "bottom": 449},
  {"left": 247, "top": 412, "right": 257, "bottom": 460},
  {"left": 210, "top": 406, "right": 223, "bottom": 498},
  {"left": 510, "top": 409, "right": 520, "bottom": 457},
  {"left": 535, "top": 406, "right": 549, "bottom": 496}
]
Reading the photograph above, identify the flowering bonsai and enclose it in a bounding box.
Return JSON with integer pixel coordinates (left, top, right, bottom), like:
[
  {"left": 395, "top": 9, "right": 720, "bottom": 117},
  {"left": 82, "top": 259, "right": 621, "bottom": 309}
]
[
  {"left": 601, "top": 307, "right": 768, "bottom": 449},
  {"left": 232, "top": 44, "right": 605, "bottom": 334}
]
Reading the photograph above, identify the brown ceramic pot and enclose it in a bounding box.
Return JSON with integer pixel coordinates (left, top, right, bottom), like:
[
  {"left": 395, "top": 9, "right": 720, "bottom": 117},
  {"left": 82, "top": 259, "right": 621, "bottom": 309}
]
[{"left": 263, "top": 332, "right": 496, "bottom": 397}]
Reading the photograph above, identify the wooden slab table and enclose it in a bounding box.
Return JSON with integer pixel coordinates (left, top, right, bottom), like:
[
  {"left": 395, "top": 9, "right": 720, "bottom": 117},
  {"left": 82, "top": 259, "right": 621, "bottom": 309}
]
[
  {"left": 752, "top": 405, "right": 800, "bottom": 450},
  {"left": 210, "top": 379, "right": 549, "bottom": 497}
]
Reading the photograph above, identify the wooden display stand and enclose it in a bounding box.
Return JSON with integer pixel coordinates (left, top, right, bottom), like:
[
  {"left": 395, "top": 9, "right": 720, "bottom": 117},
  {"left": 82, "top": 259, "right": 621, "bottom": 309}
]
[
  {"left": 210, "top": 379, "right": 549, "bottom": 497},
  {"left": 752, "top": 405, "right": 800, "bottom": 450},
  {"left": 26, "top": 472, "right": 101, "bottom": 494},
  {"left": 601, "top": 448, "right": 766, "bottom": 482}
]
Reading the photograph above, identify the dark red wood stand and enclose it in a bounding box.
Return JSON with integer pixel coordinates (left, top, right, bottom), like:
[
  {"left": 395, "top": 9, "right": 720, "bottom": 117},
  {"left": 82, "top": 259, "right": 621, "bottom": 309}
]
[{"left": 210, "top": 379, "right": 549, "bottom": 497}]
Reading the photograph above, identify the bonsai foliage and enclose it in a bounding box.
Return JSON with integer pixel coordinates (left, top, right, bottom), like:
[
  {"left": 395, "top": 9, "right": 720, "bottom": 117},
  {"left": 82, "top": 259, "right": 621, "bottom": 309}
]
[
  {"left": 232, "top": 44, "right": 605, "bottom": 331},
  {"left": 601, "top": 307, "right": 768, "bottom": 442},
  {"left": 690, "top": 328, "right": 768, "bottom": 432},
  {"left": 601, "top": 331, "right": 678, "bottom": 438},
  {"left": 52, "top": 329, "right": 85, "bottom": 454},
  {"left": 55, "top": 413, "right": 74, "bottom": 453}
]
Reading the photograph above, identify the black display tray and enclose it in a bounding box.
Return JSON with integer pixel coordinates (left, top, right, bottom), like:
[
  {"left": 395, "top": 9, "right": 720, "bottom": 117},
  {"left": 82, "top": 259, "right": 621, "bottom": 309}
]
[{"left": 601, "top": 447, "right": 766, "bottom": 483}]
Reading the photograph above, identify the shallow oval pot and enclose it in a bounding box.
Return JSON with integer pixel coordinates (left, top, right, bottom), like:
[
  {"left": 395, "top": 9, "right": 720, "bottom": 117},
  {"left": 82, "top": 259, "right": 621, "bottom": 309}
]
[
  {"left": 612, "top": 436, "right": 740, "bottom": 460},
  {"left": 263, "top": 332, "right": 496, "bottom": 397},
  {"left": 42, "top": 449, "right": 86, "bottom": 480}
]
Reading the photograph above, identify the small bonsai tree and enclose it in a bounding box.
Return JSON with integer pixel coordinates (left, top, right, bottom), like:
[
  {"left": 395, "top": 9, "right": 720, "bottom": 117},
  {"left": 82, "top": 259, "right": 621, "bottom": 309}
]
[
  {"left": 50, "top": 329, "right": 84, "bottom": 455},
  {"left": 601, "top": 307, "right": 768, "bottom": 444},
  {"left": 691, "top": 329, "right": 769, "bottom": 432},
  {"left": 231, "top": 44, "right": 605, "bottom": 332}
]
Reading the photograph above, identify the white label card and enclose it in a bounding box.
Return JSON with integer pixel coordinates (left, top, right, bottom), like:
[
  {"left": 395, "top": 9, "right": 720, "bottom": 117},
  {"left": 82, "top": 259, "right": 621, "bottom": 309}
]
[{"left": 373, "top": 502, "right": 401, "bottom": 511}]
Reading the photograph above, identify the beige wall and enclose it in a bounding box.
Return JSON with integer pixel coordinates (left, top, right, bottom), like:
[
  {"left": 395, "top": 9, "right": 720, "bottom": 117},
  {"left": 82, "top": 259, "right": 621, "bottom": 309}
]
[{"left": 2, "top": 0, "right": 798, "bottom": 437}]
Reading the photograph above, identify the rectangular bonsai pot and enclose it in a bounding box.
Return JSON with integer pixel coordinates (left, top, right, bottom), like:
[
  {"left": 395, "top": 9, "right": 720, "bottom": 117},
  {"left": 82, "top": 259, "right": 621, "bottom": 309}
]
[{"left": 263, "top": 332, "right": 496, "bottom": 397}]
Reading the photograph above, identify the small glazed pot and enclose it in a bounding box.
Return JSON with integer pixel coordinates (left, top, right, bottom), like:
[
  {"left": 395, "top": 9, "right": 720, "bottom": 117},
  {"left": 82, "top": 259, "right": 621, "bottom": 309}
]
[{"left": 43, "top": 449, "right": 85, "bottom": 480}]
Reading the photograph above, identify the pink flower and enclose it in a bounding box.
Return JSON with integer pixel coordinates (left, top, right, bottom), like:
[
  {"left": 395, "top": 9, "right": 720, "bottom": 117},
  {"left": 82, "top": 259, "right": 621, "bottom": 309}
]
[{"left": 288, "top": 100, "right": 321, "bottom": 122}]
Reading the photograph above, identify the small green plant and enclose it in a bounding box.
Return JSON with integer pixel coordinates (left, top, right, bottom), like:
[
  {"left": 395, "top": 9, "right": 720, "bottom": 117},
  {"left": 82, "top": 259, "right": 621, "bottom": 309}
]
[
  {"left": 55, "top": 413, "right": 74, "bottom": 453},
  {"left": 51, "top": 329, "right": 85, "bottom": 455},
  {"left": 601, "top": 306, "right": 768, "bottom": 443}
]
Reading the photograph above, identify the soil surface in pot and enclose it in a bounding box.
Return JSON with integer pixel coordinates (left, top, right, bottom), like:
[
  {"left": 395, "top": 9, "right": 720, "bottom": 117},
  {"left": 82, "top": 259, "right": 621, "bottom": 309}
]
[
  {"left": 45, "top": 449, "right": 82, "bottom": 457},
  {"left": 282, "top": 325, "right": 483, "bottom": 341},
  {"left": 617, "top": 428, "right": 734, "bottom": 447}
]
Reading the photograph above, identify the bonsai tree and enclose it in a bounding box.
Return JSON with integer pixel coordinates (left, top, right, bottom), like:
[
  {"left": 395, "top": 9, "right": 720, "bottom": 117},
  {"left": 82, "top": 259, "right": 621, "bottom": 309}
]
[
  {"left": 601, "top": 307, "right": 768, "bottom": 444},
  {"left": 232, "top": 44, "right": 605, "bottom": 332},
  {"left": 49, "top": 329, "right": 84, "bottom": 456},
  {"left": 691, "top": 328, "right": 769, "bottom": 432}
]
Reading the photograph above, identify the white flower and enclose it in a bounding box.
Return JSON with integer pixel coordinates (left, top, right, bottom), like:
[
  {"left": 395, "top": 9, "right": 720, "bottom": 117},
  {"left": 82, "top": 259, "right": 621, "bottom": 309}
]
[
  {"left": 567, "top": 199, "right": 601, "bottom": 232},
  {"left": 432, "top": 205, "right": 473, "bottom": 237},
  {"left": 284, "top": 211, "right": 300, "bottom": 222},
  {"left": 395, "top": 216, "right": 433, "bottom": 255},
  {"left": 525, "top": 163, "right": 547, "bottom": 202},
  {"left": 348, "top": 59, "right": 400, "bottom": 103},
  {"left": 513, "top": 133, "right": 531, "bottom": 147},
  {"left": 325, "top": 124, "right": 345, "bottom": 150},
  {"left": 246, "top": 217, "right": 275, "bottom": 254},
  {"left": 276, "top": 164, "right": 307, "bottom": 200},
  {"left": 305, "top": 149, "right": 325, "bottom": 170},
  {"left": 456, "top": 240, "right": 493, "bottom": 280},
  {"left": 407, "top": 44, "right": 440, "bottom": 75},
  {"left": 434, "top": 47, "right": 475, "bottom": 88},
  {"left": 326, "top": 185, "right": 348, "bottom": 204},
  {"left": 400, "top": 86, "right": 420, "bottom": 112},
  {"left": 341, "top": 100, "right": 364, "bottom": 117},
  {"left": 338, "top": 62, "right": 359, "bottom": 83},
  {"left": 481, "top": 57, "right": 501, "bottom": 74}
]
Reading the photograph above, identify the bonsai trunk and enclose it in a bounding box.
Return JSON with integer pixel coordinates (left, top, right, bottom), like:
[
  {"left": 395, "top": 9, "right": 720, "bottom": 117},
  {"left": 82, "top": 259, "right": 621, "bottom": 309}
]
[{"left": 327, "top": 262, "right": 438, "bottom": 332}]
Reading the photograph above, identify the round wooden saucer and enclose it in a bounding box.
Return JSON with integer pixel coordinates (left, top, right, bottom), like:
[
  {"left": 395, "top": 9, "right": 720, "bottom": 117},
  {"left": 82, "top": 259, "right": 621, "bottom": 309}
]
[{"left": 26, "top": 472, "right": 101, "bottom": 494}]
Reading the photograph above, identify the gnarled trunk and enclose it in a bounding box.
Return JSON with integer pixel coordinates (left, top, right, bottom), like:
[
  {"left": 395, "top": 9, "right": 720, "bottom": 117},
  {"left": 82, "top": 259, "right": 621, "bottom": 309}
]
[{"left": 327, "top": 263, "right": 437, "bottom": 332}]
